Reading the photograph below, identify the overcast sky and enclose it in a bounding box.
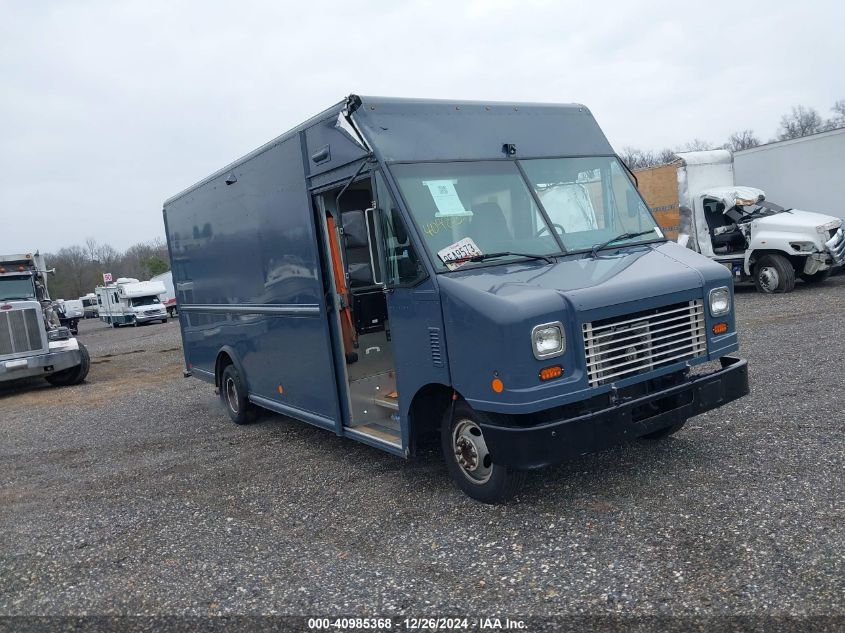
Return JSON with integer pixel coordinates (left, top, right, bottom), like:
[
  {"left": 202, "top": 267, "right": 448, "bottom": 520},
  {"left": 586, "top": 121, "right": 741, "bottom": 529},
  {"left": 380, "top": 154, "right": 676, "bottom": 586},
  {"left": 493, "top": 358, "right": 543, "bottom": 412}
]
[{"left": 2, "top": 0, "right": 843, "bottom": 253}]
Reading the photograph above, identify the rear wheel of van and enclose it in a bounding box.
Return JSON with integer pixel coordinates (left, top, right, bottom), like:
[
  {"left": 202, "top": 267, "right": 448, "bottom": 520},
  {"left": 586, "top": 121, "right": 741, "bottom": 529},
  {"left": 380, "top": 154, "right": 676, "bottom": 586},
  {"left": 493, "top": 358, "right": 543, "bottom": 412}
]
[
  {"left": 220, "top": 365, "right": 256, "bottom": 425},
  {"left": 46, "top": 344, "right": 90, "bottom": 387},
  {"left": 441, "top": 401, "right": 526, "bottom": 503},
  {"left": 753, "top": 254, "right": 795, "bottom": 294},
  {"left": 800, "top": 269, "right": 831, "bottom": 284}
]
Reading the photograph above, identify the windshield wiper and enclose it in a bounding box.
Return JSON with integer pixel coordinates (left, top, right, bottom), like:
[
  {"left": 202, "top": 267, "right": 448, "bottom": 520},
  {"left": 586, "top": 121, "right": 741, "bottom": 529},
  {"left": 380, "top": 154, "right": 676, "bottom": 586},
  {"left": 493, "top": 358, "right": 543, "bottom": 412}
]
[
  {"left": 590, "top": 230, "right": 657, "bottom": 258},
  {"left": 451, "top": 251, "right": 554, "bottom": 265}
]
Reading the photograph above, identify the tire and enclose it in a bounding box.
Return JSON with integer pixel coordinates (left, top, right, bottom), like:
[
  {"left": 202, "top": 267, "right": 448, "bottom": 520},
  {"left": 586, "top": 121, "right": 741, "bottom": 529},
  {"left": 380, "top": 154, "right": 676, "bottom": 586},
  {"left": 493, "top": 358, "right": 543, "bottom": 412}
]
[
  {"left": 800, "top": 269, "right": 831, "bottom": 284},
  {"left": 46, "top": 344, "right": 90, "bottom": 387},
  {"left": 441, "top": 400, "right": 526, "bottom": 503},
  {"left": 753, "top": 253, "right": 796, "bottom": 294},
  {"left": 161, "top": 318, "right": 168, "bottom": 324},
  {"left": 641, "top": 420, "right": 686, "bottom": 440},
  {"left": 220, "top": 364, "right": 256, "bottom": 425}
]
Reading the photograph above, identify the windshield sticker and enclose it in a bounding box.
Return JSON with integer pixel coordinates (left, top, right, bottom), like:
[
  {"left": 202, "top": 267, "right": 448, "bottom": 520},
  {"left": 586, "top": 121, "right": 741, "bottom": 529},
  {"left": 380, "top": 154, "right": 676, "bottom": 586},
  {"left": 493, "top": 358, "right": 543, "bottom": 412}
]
[
  {"left": 422, "top": 180, "right": 473, "bottom": 218},
  {"left": 437, "top": 237, "right": 483, "bottom": 270}
]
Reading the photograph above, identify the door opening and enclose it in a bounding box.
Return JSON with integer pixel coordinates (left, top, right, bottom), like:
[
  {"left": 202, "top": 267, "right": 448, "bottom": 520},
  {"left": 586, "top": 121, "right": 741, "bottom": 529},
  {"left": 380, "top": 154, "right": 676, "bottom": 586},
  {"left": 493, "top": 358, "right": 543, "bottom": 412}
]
[{"left": 316, "top": 179, "right": 400, "bottom": 448}]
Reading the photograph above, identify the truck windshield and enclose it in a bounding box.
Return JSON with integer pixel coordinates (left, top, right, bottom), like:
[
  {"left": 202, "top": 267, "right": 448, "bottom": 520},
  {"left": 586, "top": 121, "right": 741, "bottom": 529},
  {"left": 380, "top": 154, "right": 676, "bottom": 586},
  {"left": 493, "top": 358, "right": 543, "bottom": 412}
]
[
  {"left": 520, "top": 157, "right": 662, "bottom": 252},
  {"left": 391, "top": 161, "right": 562, "bottom": 270},
  {"left": 0, "top": 275, "right": 36, "bottom": 300},
  {"left": 130, "top": 296, "right": 161, "bottom": 307}
]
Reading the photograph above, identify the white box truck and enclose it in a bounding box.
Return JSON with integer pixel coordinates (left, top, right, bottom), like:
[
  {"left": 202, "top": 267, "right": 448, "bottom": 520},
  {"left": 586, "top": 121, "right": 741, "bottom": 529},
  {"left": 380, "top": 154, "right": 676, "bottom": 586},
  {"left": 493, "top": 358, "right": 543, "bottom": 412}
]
[
  {"left": 150, "top": 271, "right": 177, "bottom": 317},
  {"left": 734, "top": 128, "right": 845, "bottom": 221}
]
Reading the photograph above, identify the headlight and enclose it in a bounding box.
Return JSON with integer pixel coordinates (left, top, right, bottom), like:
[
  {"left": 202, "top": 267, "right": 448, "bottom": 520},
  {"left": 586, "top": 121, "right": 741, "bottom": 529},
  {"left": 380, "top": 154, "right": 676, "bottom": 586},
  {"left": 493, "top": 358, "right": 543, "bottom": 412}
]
[
  {"left": 531, "top": 322, "right": 565, "bottom": 360},
  {"left": 709, "top": 287, "right": 731, "bottom": 316},
  {"left": 47, "top": 327, "right": 71, "bottom": 341}
]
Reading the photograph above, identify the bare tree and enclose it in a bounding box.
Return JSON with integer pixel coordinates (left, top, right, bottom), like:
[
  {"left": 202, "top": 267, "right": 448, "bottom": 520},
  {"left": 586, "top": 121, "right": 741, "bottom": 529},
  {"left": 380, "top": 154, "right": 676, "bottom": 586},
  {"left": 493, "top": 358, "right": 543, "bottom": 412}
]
[
  {"left": 41, "top": 238, "right": 171, "bottom": 299},
  {"left": 726, "top": 129, "right": 760, "bottom": 151},
  {"left": 681, "top": 139, "right": 714, "bottom": 152},
  {"left": 778, "top": 105, "right": 822, "bottom": 140},
  {"left": 656, "top": 148, "right": 678, "bottom": 165},
  {"left": 48, "top": 246, "right": 91, "bottom": 299},
  {"left": 822, "top": 99, "right": 845, "bottom": 131},
  {"left": 621, "top": 147, "right": 666, "bottom": 170}
]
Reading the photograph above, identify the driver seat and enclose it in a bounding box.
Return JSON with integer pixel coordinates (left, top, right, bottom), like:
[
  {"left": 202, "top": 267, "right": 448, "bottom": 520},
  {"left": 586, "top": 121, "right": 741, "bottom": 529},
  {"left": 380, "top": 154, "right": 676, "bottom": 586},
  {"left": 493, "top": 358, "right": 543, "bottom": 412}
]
[{"left": 470, "top": 202, "right": 512, "bottom": 246}]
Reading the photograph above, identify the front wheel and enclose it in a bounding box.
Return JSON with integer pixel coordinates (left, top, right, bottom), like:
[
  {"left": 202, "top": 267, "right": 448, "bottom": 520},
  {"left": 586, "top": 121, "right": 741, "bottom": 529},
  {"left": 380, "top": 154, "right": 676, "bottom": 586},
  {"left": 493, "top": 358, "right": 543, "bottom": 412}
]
[
  {"left": 45, "top": 344, "right": 91, "bottom": 386},
  {"left": 800, "top": 269, "right": 831, "bottom": 284},
  {"left": 441, "top": 401, "right": 526, "bottom": 503},
  {"left": 753, "top": 253, "right": 796, "bottom": 294}
]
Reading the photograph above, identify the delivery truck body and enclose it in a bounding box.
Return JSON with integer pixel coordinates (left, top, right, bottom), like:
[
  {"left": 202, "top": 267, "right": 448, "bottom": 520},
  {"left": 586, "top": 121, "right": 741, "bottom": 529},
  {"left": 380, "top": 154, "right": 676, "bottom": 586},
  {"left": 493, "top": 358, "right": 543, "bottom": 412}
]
[{"left": 163, "top": 95, "right": 749, "bottom": 502}]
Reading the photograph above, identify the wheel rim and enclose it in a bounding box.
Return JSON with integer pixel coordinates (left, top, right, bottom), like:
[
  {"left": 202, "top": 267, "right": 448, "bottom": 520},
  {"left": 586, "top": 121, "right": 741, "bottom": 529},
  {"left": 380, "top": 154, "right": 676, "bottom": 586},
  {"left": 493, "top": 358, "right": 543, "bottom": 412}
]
[
  {"left": 452, "top": 418, "right": 493, "bottom": 484},
  {"left": 225, "top": 376, "right": 239, "bottom": 414},
  {"left": 758, "top": 266, "right": 779, "bottom": 292}
]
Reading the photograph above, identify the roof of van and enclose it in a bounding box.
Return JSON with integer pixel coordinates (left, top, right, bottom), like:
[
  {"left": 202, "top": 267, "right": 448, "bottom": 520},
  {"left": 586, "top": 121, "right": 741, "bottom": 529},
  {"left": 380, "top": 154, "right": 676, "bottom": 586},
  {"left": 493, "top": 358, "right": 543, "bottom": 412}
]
[
  {"left": 350, "top": 95, "right": 613, "bottom": 163},
  {"left": 164, "top": 95, "right": 613, "bottom": 205}
]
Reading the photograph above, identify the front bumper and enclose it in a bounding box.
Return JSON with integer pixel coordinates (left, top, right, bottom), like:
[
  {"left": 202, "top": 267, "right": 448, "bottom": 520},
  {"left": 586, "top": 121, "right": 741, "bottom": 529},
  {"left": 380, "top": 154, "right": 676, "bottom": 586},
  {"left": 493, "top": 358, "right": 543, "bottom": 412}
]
[
  {"left": 135, "top": 312, "right": 167, "bottom": 323},
  {"left": 480, "top": 355, "right": 749, "bottom": 469},
  {"left": 0, "top": 348, "right": 83, "bottom": 381}
]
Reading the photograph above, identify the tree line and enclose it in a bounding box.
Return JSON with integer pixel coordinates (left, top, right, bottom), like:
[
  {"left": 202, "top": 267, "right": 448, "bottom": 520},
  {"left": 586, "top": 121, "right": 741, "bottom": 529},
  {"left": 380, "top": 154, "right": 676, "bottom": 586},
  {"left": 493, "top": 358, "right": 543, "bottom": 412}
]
[
  {"left": 44, "top": 238, "right": 170, "bottom": 300},
  {"left": 620, "top": 99, "right": 845, "bottom": 170}
]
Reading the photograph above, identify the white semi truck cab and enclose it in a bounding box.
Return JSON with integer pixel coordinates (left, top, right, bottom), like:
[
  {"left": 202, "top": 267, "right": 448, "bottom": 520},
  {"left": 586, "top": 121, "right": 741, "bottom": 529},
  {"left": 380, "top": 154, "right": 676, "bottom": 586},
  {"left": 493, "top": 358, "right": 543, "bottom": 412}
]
[
  {"left": 0, "top": 252, "right": 91, "bottom": 387},
  {"left": 675, "top": 150, "right": 845, "bottom": 293}
]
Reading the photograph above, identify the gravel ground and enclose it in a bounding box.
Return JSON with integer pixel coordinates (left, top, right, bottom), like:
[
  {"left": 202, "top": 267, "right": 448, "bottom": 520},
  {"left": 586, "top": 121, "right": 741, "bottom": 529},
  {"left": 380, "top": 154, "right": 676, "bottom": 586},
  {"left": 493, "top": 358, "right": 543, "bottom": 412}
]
[{"left": 0, "top": 277, "right": 843, "bottom": 624}]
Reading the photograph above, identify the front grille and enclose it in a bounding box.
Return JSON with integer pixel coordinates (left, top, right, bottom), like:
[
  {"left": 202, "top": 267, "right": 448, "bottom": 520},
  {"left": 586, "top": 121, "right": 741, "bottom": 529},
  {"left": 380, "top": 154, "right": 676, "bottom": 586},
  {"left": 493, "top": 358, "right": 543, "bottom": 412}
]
[
  {"left": 583, "top": 300, "right": 707, "bottom": 387},
  {"left": 826, "top": 228, "right": 845, "bottom": 263},
  {"left": 0, "top": 308, "right": 45, "bottom": 357}
]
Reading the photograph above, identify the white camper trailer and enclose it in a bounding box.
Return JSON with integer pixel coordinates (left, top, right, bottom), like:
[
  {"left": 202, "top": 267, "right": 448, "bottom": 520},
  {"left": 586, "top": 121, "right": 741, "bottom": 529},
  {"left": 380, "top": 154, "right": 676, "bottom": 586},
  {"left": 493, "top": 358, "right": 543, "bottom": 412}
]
[{"left": 95, "top": 278, "right": 168, "bottom": 327}]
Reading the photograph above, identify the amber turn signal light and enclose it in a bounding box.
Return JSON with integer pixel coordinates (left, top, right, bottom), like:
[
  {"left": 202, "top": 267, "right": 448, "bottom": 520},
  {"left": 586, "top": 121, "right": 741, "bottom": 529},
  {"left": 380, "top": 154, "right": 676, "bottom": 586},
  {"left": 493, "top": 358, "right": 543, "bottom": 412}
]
[
  {"left": 712, "top": 322, "right": 729, "bottom": 335},
  {"left": 491, "top": 378, "right": 504, "bottom": 393},
  {"left": 539, "top": 365, "right": 563, "bottom": 381}
]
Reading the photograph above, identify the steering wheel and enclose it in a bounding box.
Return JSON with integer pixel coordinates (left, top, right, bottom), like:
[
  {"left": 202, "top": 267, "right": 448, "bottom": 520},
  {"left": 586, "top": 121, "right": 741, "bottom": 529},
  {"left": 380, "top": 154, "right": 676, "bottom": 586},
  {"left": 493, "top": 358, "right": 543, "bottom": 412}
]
[{"left": 536, "top": 223, "right": 565, "bottom": 237}]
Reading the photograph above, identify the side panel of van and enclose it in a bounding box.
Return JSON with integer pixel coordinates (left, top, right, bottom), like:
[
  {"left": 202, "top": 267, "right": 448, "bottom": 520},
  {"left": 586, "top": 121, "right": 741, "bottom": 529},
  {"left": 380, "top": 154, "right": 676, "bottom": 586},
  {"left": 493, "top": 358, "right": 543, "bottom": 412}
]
[{"left": 164, "top": 135, "right": 342, "bottom": 426}]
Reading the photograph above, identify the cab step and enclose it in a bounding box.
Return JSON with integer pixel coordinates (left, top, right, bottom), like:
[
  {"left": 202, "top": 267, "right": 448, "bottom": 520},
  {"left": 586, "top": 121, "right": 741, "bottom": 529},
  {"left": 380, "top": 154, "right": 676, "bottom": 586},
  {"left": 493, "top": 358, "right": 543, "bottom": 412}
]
[{"left": 373, "top": 392, "right": 399, "bottom": 411}]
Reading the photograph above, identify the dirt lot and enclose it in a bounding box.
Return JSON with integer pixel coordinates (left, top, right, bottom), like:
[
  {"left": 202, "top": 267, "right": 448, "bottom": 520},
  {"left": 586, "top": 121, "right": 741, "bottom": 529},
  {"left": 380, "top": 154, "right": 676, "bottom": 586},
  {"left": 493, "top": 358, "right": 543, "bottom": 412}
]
[{"left": 1, "top": 278, "right": 843, "bottom": 622}]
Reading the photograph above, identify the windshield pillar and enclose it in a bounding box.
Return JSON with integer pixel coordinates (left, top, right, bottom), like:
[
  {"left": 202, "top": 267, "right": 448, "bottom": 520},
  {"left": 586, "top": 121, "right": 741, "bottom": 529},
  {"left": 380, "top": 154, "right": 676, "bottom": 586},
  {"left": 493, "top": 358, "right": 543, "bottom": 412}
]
[{"left": 514, "top": 159, "right": 566, "bottom": 254}]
